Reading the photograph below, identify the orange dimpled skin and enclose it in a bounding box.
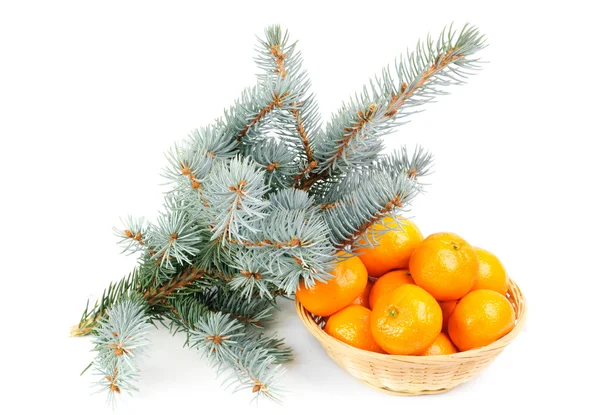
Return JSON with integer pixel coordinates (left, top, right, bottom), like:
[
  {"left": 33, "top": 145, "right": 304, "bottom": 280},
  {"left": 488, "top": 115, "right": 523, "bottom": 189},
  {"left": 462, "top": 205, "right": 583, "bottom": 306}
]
[
  {"left": 448, "top": 289, "right": 516, "bottom": 351},
  {"left": 296, "top": 254, "right": 368, "bottom": 317},
  {"left": 356, "top": 217, "right": 423, "bottom": 277},
  {"left": 325, "top": 305, "right": 385, "bottom": 353},
  {"left": 472, "top": 247, "right": 509, "bottom": 294},
  {"left": 352, "top": 279, "right": 373, "bottom": 307},
  {"left": 369, "top": 270, "right": 414, "bottom": 309},
  {"left": 371, "top": 284, "right": 442, "bottom": 355},
  {"left": 409, "top": 232, "right": 478, "bottom": 301},
  {"left": 420, "top": 332, "right": 457, "bottom": 356}
]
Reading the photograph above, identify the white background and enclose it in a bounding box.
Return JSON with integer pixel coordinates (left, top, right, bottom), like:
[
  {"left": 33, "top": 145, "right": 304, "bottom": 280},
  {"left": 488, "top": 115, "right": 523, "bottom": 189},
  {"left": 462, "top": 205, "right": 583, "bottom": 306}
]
[{"left": 1, "top": 1, "right": 598, "bottom": 414}]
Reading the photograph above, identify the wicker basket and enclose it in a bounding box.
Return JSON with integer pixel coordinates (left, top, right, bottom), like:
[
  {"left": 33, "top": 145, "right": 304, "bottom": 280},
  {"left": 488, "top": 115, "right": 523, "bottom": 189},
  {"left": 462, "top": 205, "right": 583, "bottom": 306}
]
[{"left": 295, "top": 279, "right": 526, "bottom": 395}]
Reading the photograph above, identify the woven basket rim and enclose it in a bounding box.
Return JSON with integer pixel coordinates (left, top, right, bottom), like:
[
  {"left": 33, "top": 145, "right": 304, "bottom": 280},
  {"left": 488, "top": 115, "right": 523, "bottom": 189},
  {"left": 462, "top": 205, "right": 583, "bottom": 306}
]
[{"left": 296, "top": 278, "right": 527, "bottom": 361}]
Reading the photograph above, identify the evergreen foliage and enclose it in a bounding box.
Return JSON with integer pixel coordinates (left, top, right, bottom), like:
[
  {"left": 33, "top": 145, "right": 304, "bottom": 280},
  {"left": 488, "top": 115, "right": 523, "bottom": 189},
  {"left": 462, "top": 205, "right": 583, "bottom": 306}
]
[
  {"left": 73, "top": 23, "right": 486, "bottom": 404},
  {"left": 91, "top": 294, "right": 152, "bottom": 408}
]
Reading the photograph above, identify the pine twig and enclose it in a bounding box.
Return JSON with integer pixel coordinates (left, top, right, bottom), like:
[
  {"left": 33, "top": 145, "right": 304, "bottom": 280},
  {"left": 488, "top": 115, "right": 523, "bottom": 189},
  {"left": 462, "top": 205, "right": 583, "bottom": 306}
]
[
  {"left": 71, "top": 266, "right": 208, "bottom": 337},
  {"left": 143, "top": 266, "right": 206, "bottom": 304},
  {"left": 235, "top": 91, "right": 290, "bottom": 143},
  {"left": 168, "top": 301, "right": 290, "bottom": 403},
  {"left": 91, "top": 295, "right": 152, "bottom": 407},
  {"left": 303, "top": 24, "right": 486, "bottom": 191},
  {"left": 254, "top": 25, "right": 321, "bottom": 181},
  {"left": 291, "top": 104, "right": 315, "bottom": 165},
  {"left": 320, "top": 162, "right": 423, "bottom": 249},
  {"left": 337, "top": 194, "right": 404, "bottom": 248}
]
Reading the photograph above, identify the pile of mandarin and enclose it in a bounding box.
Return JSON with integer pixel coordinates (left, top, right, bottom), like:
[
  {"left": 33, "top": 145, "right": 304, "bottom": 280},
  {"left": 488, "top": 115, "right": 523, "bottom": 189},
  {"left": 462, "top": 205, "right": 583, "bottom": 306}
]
[{"left": 296, "top": 217, "right": 516, "bottom": 355}]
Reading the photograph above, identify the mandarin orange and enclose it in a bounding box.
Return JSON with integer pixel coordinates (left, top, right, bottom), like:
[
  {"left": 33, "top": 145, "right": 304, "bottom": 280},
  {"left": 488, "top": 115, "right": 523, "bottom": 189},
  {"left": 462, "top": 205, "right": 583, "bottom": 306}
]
[
  {"left": 296, "top": 253, "right": 368, "bottom": 317},
  {"left": 325, "top": 305, "right": 384, "bottom": 353},
  {"left": 472, "top": 246, "right": 509, "bottom": 294},
  {"left": 409, "top": 232, "right": 478, "bottom": 300},
  {"left": 355, "top": 216, "right": 423, "bottom": 277},
  {"left": 369, "top": 269, "right": 414, "bottom": 309},
  {"left": 371, "top": 284, "right": 442, "bottom": 355},
  {"left": 448, "top": 289, "right": 516, "bottom": 351},
  {"left": 420, "top": 332, "right": 457, "bottom": 356}
]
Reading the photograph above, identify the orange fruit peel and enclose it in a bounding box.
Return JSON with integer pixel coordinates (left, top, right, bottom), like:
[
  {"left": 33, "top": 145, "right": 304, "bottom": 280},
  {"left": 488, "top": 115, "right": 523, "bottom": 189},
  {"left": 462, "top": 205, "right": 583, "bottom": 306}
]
[
  {"left": 448, "top": 289, "right": 516, "bottom": 351},
  {"left": 371, "top": 284, "right": 442, "bottom": 355},
  {"left": 472, "top": 246, "right": 509, "bottom": 294},
  {"left": 409, "top": 232, "right": 478, "bottom": 301},
  {"left": 369, "top": 269, "right": 414, "bottom": 309},
  {"left": 356, "top": 217, "right": 423, "bottom": 277},
  {"left": 325, "top": 305, "right": 384, "bottom": 353},
  {"left": 420, "top": 332, "right": 457, "bottom": 356},
  {"left": 296, "top": 253, "right": 368, "bottom": 317}
]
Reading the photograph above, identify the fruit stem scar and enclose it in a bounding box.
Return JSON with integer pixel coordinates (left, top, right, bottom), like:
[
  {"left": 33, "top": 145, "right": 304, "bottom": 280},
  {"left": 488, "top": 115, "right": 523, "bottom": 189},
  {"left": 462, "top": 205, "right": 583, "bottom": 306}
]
[{"left": 389, "top": 307, "right": 399, "bottom": 317}]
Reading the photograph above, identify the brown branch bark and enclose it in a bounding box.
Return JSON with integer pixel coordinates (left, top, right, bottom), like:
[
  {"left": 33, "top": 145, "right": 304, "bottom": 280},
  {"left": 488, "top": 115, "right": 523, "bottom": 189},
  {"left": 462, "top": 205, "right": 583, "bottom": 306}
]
[
  {"left": 291, "top": 106, "right": 314, "bottom": 163},
  {"left": 235, "top": 92, "right": 289, "bottom": 143},
  {"left": 143, "top": 266, "right": 206, "bottom": 304},
  {"left": 269, "top": 44, "right": 287, "bottom": 79},
  {"left": 229, "top": 237, "right": 304, "bottom": 249}
]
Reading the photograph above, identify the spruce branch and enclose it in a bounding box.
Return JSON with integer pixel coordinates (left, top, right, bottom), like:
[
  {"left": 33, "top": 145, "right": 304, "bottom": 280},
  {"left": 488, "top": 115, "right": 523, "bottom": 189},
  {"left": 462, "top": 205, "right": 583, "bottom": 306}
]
[
  {"left": 114, "top": 216, "right": 149, "bottom": 255},
  {"left": 201, "top": 26, "right": 314, "bottom": 161},
  {"left": 193, "top": 230, "right": 239, "bottom": 275},
  {"left": 143, "top": 266, "right": 208, "bottom": 304},
  {"left": 234, "top": 90, "right": 283, "bottom": 143},
  {"left": 190, "top": 124, "right": 240, "bottom": 161},
  {"left": 252, "top": 138, "right": 298, "bottom": 190},
  {"left": 205, "top": 289, "right": 277, "bottom": 328},
  {"left": 383, "top": 146, "right": 435, "bottom": 181},
  {"left": 72, "top": 266, "right": 211, "bottom": 337},
  {"left": 94, "top": 362, "right": 139, "bottom": 408},
  {"left": 189, "top": 311, "right": 247, "bottom": 362},
  {"left": 147, "top": 204, "right": 202, "bottom": 269},
  {"left": 229, "top": 250, "right": 279, "bottom": 300},
  {"left": 203, "top": 156, "right": 271, "bottom": 244},
  {"left": 242, "top": 330, "right": 293, "bottom": 364},
  {"left": 320, "top": 165, "right": 422, "bottom": 248},
  {"left": 167, "top": 289, "right": 277, "bottom": 336},
  {"left": 165, "top": 295, "right": 211, "bottom": 335},
  {"left": 303, "top": 24, "right": 485, "bottom": 190},
  {"left": 226, "top": 81, "right": 297, "bottom": 148},
  {"left": 167, "top": 297, "right": 290, "bottom": 403},
  {"left": 72, "top": 270, "right": 141, "bottom": 337},
  {"left": 291, "top": 103, "right": 315, "bottom": 163},
  {"left": 320, "top": 146, "right": 434, "bottom": 204},
  {"left": 221, "top": 342, "right": 287, "bottom": 404},
  {"left": 269, "top": 188, "right": 315, "bottom": 212},
  {"left": 134, "top": 253, "right": 178, "bottom": 289},
  {"left": 223, "top": 193, "right": 335, "bottom": 293},
  {"left": 255, "top": 25, "right": 322, "bottom": 180},
  {"left": 255, "top": 25, "right": 297, "bottom": 81},
  {"left": 290, "top": 97, "right": 320, "bottom": 183},
  {"left": 91, "top": 295, "right": 152, "bottom": 407},
  {"left": 256, "top": 208, "right": 335, "bottom": 292},
  {"left": 164, "top": 142, "right": 214, "bottom": 193}
]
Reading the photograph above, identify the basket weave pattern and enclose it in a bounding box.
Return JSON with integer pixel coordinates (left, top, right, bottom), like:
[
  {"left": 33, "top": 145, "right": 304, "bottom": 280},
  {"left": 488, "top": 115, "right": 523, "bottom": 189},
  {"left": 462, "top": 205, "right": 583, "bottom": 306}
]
[{"left": 296, "top": 279, "right": 526, "bottom": 395}]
